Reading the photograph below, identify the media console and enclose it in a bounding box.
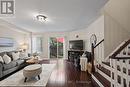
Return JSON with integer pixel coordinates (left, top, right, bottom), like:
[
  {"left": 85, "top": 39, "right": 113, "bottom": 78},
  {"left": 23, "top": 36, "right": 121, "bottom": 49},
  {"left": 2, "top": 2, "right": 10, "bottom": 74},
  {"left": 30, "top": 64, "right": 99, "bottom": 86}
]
[
  {"left": 68, "top": 50, "right": 84, "bottom": 61},
  {"left": 68, "top": 50, "right": 84, "bottom": 69}
]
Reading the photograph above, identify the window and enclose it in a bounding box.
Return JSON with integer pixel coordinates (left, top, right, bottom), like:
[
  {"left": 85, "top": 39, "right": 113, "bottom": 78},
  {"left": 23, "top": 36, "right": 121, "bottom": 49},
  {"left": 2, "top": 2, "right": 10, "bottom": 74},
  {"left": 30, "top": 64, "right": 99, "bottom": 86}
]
[{"left": 32, "top": 36, "right": 43, "bottom": 53}]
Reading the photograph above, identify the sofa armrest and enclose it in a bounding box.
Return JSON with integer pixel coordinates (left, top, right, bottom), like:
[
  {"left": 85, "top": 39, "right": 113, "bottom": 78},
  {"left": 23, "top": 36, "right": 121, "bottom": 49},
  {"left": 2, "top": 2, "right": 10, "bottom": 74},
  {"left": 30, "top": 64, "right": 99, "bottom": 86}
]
[{"left": 0, "top": 62, "right": 3, "bottom": 78}]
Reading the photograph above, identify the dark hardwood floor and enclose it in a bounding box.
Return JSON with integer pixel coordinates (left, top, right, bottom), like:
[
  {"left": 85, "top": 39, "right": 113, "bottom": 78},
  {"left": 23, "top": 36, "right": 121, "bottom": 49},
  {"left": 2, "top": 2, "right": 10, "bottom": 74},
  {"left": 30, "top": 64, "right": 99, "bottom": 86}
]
[{"left": 40, "top": 59, "right": 93, "bottom": 87}]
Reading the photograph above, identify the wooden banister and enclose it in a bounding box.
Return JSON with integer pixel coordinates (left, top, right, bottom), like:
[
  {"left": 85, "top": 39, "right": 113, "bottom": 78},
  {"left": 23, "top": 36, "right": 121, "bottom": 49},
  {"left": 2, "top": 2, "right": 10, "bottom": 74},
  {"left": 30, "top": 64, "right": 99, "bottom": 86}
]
[
  {"left": 94, "top": 39, "right": 104, "bottom": 48},
  {"left": 91, "top": 39, "right": 104, "bottom": 73},
  {"left": 110, "top": 39, "right": 130, "bottom": 59},
  {"left": 110, "top": 57, "right": 130, "bottom": 59}
]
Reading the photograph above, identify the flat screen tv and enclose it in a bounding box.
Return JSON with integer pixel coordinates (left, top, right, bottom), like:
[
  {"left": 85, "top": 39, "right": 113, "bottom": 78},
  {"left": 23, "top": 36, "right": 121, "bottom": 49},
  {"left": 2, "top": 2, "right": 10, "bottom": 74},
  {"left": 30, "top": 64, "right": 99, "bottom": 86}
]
[{"left": 69, "top": 40, "right": 84, "bottom": 50}]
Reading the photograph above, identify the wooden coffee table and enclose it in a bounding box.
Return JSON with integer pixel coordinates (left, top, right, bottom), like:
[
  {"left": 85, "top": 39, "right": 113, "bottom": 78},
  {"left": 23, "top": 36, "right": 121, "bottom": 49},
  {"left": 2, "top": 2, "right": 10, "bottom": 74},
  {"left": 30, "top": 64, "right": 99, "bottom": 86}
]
[{"left": 26, "top": 58, "right": 39, "bottom": 64}]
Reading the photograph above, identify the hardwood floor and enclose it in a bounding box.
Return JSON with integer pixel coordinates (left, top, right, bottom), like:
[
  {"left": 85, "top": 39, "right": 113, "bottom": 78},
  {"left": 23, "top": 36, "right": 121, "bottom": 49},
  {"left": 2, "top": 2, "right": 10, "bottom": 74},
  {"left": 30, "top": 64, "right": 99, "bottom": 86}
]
[{"left": 40, "top": 59, "right": 93, "bottom": 87}]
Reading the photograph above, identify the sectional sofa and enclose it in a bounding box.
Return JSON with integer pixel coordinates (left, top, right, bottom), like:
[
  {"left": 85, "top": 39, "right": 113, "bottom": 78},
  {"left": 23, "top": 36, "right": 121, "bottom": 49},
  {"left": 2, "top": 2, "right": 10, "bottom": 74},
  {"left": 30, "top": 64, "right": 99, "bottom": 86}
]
[{"left": 0, "top": 51, "right": 27, "bottom": 80}]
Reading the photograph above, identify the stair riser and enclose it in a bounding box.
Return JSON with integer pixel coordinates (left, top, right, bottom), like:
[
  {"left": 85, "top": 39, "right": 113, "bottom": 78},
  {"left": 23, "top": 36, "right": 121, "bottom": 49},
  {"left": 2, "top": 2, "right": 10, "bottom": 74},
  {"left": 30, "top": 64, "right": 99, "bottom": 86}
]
[
  {"left": 97, "top": 69, "right": 111, "bottom": 82},
  {"left": 92, "top": 74, "right": 104, "bottom": 87},
  {"left": 102, "top": 63, "right": 111, "bottom": 71},
  {"left": 91, "top": 78, "right": 100, "bottom": 87}
]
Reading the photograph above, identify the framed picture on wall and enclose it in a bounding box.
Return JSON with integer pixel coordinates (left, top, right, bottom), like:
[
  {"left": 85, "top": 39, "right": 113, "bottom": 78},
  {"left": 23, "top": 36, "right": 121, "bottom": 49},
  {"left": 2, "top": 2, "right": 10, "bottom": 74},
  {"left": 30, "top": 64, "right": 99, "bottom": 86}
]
[{"left": 0, "top": 37, "right": 14, "bottom": 47}]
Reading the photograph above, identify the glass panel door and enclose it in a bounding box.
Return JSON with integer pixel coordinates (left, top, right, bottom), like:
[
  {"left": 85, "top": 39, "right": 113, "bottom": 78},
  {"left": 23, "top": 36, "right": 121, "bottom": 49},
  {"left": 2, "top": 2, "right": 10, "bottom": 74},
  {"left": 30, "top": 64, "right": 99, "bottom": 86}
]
[
  {"left": 49, "top": 37, "right": 57, "bottom": 58},
  {"left": 49, "top": 37, "right": 64, "bottom": 58},
  {"left": 57, "top": 38, "right": 64, "bottom": 58}
]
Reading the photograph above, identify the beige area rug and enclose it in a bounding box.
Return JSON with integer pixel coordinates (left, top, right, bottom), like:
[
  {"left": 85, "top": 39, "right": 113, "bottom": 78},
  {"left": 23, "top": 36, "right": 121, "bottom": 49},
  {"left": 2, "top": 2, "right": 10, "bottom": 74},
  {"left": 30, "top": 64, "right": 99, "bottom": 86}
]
[{"left": 0, "top": 64, "right": 56, "bottom": 87}]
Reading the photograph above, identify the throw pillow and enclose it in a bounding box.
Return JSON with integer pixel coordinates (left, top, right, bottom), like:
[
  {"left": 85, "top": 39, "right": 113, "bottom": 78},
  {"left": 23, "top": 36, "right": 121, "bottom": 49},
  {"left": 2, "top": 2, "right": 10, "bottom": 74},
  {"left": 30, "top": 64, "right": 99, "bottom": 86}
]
[
  {"left": 0, "top": 56, "right": 4, "bottom": 63},
  {"left": 3, "top": 54, "right": 12, "bottom": 64},
  {"left": 12, "top": 52, "right": 20, "bottom": 60},
  {"left": 19, "top": 52, "right": 28, "bottom": 59}
]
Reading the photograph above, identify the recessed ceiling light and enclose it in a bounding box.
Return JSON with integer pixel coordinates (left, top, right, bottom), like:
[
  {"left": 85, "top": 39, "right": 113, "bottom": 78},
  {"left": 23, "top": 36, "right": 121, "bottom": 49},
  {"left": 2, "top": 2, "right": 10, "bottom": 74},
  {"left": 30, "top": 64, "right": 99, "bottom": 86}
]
[{"left": 36, "top": 15, "right": 47, "bottom": 22}]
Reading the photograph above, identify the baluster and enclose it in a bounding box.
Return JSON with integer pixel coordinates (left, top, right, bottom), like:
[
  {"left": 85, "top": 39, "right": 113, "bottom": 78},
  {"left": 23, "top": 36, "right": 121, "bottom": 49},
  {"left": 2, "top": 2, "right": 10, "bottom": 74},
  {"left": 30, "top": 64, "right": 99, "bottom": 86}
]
[
  {"left": 126, "top": 59, "right": 130, "bottom": 87},
  {"left": 120, "top": 60, "right": 123, "bottom": 87},
  {"left": 114, "top": 59, "right": 117, "bottom": 87},
  {"left": 110, "top": 59, "right": 113, "bottom": 87}
]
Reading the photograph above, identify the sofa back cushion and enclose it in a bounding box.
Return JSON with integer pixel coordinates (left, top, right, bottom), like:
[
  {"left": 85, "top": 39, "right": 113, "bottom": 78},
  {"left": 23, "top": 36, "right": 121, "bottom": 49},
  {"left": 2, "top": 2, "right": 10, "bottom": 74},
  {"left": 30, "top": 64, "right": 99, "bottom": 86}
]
[
  {"left": 0, "top": 52, "right": 6, "bottom": 57},
  {"left": 19, "top": 51, "right": 28, "bottom": 59},
  {"left": 6, "top": 51, "right": 20, "bottom": 60},
  {"left": 12, "top": 52, "right": 20, "bottom": 60},
  {"left": 0, "top": 56, "right": 4, "bottom": 63},
  {"left": 3, "top": 54, "right": 12, "bottom": 64}
]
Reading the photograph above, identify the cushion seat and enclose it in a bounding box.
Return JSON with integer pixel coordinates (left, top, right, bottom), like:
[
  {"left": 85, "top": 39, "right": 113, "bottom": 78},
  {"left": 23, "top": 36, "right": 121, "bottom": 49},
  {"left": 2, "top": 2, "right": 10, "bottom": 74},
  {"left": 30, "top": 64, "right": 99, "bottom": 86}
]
[
  {"left": 3, "top": 61, "right": 17, "bottom": 71},
  {"left": 16, "top": 59, "right": 25, "bottom": 65}
]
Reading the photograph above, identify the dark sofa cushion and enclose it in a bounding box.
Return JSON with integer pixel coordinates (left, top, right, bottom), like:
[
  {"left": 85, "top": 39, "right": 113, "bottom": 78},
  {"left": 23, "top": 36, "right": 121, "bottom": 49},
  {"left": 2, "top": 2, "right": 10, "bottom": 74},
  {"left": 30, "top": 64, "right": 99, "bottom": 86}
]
[
  {"left": 3, "top": 61, "right": 17, "bottom": 71},
  {"left": 0, "top": 52, "right": 6, "bottom": 57},
  {"left": 16, "top": 59, "right": 25, "bottom": 65},
  {"left": 85, "top": 51, "right": 92, "bottom": 62}
]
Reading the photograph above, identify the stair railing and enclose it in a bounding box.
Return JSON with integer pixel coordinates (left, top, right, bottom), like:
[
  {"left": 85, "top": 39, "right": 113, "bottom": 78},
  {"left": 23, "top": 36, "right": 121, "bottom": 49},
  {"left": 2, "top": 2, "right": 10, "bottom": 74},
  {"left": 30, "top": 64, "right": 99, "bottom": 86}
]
[
  {"left": 91, "top": 39, "right": 104, "bottom": 72},
  {"left": 109, "top": 39, "right": 130, "bottom": 87}
]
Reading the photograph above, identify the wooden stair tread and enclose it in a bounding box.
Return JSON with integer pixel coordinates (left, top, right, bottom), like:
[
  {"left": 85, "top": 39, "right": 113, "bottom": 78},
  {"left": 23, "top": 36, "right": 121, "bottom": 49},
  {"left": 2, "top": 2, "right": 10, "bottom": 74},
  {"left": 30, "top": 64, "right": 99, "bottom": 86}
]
[
  {"left": 97, "top": 65, "right": 111, "bottom": 77},
  {"left": 93, "top": 72, "right": 111, "bottom": 87},
  {"left": 102, "top": 62, "right": 110, "bottom": 66}
]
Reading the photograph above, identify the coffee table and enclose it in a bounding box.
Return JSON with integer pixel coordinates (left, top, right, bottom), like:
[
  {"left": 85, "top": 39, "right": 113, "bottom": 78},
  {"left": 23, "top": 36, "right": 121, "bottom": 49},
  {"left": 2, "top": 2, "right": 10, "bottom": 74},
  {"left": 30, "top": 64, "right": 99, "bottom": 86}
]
[{"left": 26, "top": 58, "right": 39, "bottom": 64}]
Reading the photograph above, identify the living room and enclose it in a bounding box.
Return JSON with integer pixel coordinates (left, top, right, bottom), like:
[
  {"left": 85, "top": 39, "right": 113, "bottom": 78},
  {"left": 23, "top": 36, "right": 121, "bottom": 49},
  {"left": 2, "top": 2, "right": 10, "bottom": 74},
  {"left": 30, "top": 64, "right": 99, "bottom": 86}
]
[{"left": 0, "top": 0, "right": 129, "bottom": 87}]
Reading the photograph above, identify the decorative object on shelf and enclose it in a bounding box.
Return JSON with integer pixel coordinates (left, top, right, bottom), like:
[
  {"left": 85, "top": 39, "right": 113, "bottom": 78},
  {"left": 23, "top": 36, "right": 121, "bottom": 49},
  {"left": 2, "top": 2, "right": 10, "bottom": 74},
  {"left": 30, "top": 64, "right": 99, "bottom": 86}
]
[
  {"left": 0, "top": 37, "right": 14, "bottom": 47},
  {"left": 90, "top": 34, "right": 97, "bottom": 47}
]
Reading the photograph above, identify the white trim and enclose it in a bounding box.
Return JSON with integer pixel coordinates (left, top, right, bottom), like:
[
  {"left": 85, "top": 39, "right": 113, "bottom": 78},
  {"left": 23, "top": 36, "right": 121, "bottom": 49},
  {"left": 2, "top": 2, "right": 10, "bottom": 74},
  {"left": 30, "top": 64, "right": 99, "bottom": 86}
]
[
  {"left": 92, "top": 74, "right": 104, "bottom": 87},
  {"left": 97, "top": 68, "right": 111, "bottom": 82}
]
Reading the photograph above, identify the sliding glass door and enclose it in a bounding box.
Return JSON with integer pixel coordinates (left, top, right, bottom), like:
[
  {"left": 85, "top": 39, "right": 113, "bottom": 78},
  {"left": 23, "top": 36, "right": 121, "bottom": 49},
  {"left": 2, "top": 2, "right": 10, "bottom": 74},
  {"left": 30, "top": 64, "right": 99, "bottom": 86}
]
[{"left": 49, "top": 37, "right": 64, "bottom": 58}]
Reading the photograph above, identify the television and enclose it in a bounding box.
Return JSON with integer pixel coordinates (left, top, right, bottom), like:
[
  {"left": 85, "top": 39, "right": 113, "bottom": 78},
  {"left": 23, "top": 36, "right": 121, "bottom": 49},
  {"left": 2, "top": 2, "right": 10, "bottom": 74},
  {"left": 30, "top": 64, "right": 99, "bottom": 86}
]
[{"left": 69, "top": 40, "right": 84, "bottom": 50}]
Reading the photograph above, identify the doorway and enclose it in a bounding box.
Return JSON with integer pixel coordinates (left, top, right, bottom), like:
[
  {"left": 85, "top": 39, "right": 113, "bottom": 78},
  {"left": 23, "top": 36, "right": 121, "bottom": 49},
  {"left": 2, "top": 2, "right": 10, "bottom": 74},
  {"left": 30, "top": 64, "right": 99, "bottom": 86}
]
[{"left": 49, "top": 37, "right": 65, "bottom": 58}]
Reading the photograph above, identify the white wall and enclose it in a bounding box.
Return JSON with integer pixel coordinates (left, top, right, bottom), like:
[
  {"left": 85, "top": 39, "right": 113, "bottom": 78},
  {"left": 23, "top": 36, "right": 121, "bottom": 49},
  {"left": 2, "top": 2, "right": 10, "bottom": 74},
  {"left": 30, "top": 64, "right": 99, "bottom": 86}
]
[
  {"left": 35, "top": 15, "right": 104, "bottom": 59},
  {"left": 104, "top": 0, "right": 130, "bottom": 32},
  {"left": 104, "top": 0, "right": 130, "bottom": 57},
  {"left": 33, "top": 32, "right": 69, "bottom": 59},
  {"left": 68, "top": 15, "right": 104, "bottom": 52},
  {"left": 0, "top": 20, "right": 30, "bottom": 52}
]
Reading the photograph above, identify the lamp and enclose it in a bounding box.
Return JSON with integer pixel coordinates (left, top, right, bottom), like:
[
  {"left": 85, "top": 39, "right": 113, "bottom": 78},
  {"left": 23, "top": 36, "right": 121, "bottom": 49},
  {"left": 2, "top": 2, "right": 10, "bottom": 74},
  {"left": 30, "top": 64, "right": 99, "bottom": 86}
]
[
  {"left": 36, "top": 15, "right": 47, "bottom": 22},
  {"left": 21, "top": 43, "right": 28, "bottom": 52}
]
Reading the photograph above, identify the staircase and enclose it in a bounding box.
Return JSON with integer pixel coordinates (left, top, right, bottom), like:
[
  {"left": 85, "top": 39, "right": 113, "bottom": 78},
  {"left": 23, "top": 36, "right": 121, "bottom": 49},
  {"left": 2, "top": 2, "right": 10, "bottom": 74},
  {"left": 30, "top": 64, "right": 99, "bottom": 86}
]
[
  {"left": 92, "top": 61, "right": 111, "bottom": 87},
  {"left": 91, "top": 39, "right": 130, "bottom": 87}
]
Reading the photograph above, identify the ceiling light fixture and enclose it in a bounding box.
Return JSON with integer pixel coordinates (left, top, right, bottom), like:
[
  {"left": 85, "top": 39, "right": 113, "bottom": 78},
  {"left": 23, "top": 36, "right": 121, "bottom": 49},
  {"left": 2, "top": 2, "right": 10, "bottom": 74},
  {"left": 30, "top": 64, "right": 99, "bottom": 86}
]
[{"left": 36, "top": 15, "right": 47, "bottom": 22}]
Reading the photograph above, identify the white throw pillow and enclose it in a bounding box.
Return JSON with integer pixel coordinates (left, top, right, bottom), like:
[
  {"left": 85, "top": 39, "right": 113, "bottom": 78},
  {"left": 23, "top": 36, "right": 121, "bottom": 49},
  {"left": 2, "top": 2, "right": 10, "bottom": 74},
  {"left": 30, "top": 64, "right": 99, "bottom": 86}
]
[
  {"left": 0, "top": 56, "right": 4, "bottom": 63},
  {"left": 12, "top": 52, "right": 20, "bottom": 60},
  {"left": 3, "top": 54, "right": 12, "bottom": 64},
  {"left": 19, "top": 52, "right": 28, "bottom": 59}
]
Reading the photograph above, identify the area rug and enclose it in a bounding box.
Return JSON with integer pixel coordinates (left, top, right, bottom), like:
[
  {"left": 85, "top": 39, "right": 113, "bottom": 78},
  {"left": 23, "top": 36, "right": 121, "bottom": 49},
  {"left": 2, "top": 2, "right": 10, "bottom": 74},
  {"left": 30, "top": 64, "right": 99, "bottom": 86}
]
[{"left": 0, "top": 64, "right": 56, "bottom": 87}]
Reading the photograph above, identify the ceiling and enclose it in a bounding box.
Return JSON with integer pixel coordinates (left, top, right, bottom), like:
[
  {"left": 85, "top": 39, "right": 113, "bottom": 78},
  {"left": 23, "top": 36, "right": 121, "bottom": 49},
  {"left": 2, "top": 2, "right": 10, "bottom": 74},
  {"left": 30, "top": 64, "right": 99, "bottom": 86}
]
[{"left": 2, "top": 0, "right": 108, "bottom": 33}]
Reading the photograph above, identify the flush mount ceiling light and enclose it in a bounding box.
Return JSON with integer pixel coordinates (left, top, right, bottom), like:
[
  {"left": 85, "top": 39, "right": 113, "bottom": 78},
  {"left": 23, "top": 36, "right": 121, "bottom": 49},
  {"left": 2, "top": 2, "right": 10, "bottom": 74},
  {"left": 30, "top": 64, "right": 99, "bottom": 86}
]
[{"left": 36, "top": 15, "right": 47, "bottom": 22}]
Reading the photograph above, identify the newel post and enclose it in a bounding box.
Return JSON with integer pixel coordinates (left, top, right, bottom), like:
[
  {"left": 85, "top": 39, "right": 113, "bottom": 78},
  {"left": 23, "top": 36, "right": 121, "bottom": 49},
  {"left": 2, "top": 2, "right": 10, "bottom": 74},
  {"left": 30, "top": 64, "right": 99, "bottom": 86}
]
[{"left": 91, "top": 43, "right": 95, "bottom": 72}]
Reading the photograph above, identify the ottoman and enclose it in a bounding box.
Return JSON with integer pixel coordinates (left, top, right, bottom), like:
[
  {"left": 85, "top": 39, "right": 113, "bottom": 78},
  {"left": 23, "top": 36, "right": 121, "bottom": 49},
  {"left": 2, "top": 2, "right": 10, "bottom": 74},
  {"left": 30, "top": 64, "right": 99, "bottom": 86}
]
[{"left": 23, "top": 64, "right": 42, "bottom": 82}]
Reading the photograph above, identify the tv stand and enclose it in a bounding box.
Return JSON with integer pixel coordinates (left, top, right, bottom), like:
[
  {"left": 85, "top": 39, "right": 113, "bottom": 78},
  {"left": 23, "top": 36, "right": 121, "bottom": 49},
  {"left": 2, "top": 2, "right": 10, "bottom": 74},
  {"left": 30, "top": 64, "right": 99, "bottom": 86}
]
[
  {"left": 68, "top": 50, "right": 84, "bottom": 61},
  {"left": 68, "top": 50, "right": 84, "bottom": 69}
]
